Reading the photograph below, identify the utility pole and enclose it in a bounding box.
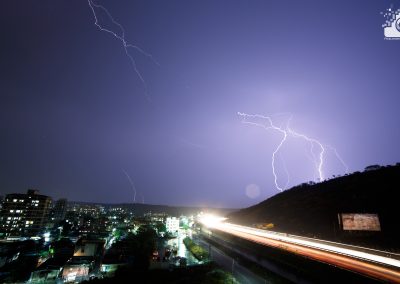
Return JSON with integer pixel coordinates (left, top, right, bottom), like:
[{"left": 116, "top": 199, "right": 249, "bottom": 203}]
[{"left": 231, "top": 258, "right": 235, "bottom": 284}]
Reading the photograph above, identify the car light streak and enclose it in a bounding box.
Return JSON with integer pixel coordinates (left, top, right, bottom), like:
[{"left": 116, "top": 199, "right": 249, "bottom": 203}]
[
  {"left": 199, "top": 217, "right": 400, "bottom": 283},
  {"left": 223, "top": 223, "right": 400, "bottom": 268}
]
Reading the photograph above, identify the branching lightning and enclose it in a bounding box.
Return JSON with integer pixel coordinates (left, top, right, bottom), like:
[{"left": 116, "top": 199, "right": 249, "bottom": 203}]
[
  {"left": 287, "top": 128, "right": 325, "bottom": 181},
  {"left": 238, "top": 112, "right": 348, "bottom": 192},
  {"left": 87, "top": 0, "right": 158, "bottom": 99},
  {"left": 327, "top": 144, "right": 349, "bottom": 174}
]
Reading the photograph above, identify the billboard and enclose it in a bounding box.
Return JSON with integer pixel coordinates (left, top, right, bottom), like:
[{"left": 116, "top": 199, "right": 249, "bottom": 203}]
[{"left": 339, "top": 213, "right": 381, "bottom": 231}]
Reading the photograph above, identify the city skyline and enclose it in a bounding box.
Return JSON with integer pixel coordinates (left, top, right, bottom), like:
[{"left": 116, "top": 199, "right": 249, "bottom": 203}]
[{"left": 1, "top": 0, "right": 399, "bottom": 207}]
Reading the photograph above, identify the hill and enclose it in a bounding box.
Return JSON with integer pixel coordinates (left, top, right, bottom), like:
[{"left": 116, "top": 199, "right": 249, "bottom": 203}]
[
  {"left": 69, "top": 201, "right": 236, "bottom": 217},
  {"left": 228, "top": 164, "right": 400, "bottom": 251}
]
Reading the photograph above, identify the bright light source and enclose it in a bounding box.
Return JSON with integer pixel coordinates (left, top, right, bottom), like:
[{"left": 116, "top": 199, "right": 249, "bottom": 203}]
[
  {"left": 43, "top": 232, "right": 51, "bottom": 242},
  {"left": 198, "top": 214, "right": 227, "bottom": 228}
]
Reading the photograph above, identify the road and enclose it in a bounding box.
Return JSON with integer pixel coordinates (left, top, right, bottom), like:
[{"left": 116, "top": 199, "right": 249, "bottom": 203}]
[
  {"left": 165, "top": 233, "right": 199, "bottom": 266},
  {"left": 194, "top": 235, "right": 268, "bottom": 284},
  {"left": 201, "top": 220, "right": 400, "bottom": 283}
]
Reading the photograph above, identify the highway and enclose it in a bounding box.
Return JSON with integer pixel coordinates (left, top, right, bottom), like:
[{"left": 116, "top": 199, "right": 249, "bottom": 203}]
[
  {"left": 199, "top": 216, "right": 400, "bottom": 283},
  {"left": 194, "top": 236, "right": 268, "bottom": 284}
]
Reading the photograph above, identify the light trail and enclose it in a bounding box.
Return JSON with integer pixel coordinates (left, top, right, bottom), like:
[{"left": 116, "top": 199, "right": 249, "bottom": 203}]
[
  {"left": 238, "top": 112, "right": 348, "bottom": 191},
  {"left": 199, "top": 217, "right": 400, "bottom": 283},
  {"left": 87, "top": 0, "right": 158, "bottom": 100},
  {"left": 226, "top": 223, "right": 400, "bottom": 268}
]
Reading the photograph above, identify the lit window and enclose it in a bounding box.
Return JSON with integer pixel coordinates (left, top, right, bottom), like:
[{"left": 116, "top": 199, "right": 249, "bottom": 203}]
[
  {"left": 9, "top": 210, "right": 14, "bottom": 213},
  {"left": 13, "top": 199, "right": 17, "bottom": 202}
]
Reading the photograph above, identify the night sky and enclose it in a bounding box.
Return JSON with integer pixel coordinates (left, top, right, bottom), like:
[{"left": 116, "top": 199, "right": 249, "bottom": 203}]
[{"left": 1, "top": 0, "right": 399, "bottom": 208}]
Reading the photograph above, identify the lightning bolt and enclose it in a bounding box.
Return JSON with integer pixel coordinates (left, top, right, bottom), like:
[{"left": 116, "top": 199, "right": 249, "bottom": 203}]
[
  {"left": 280, "top": 155, "right": 290, "bottom": 190},
  {"left": 287, "top": 129, "right": 325, "bottom": 181},
  {"left": 87, "top": 0, "right": 159, "bottom": 100},
  {"left": 326, "top": 144, "right": 349, "bottom": 174},
  {"left": 238, "top": 112, "right": 348, "bottom": 192},
  {"left": 238, "top": 112, "right": 288, "bottom": 191},
  {"left": 122, "top": 168, "right": 137, "bottom": 203}
]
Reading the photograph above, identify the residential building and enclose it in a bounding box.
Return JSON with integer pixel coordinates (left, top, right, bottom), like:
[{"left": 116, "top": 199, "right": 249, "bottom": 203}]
[
  {"left": 53, "top": 198, "right": 67, "bottom": 222},
  {"left": 165, "top": 217, "right": 179, "bottom": 234},
  {"left": 144, "top": 212, "right": 167, "bottom": 224},
  {"left": 0, "top": 189, "right": 52, "bottom": 237}
]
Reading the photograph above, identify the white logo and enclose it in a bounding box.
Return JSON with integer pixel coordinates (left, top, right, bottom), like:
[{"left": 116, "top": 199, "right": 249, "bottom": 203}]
[{"left": 382, "top": 7, "right": 400, "bottom": 39}]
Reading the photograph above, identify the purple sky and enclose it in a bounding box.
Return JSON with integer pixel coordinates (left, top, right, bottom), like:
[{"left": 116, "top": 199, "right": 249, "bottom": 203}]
[{"left": 1, "top": 0, "right": 399, "bottom": 208}]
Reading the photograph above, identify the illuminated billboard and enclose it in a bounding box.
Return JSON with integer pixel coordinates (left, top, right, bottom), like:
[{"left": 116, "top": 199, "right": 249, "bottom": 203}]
[{"left": 339, "top": 213, "right": 381, "bottom": 231}]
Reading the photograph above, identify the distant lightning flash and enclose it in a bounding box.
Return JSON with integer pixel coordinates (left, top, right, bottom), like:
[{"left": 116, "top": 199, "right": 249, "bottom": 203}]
[
  {"left": 87, "top": 0, "right": 158, "bottom": 99},
  {"left": 238, "top": 112, "right": 348, "bottom": 192},
  {"left": 122, "top": 169, "right": 137, "bottom": 203}
]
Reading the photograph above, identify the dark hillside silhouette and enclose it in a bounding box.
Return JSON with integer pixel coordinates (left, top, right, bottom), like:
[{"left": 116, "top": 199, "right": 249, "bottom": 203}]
[{"left": 228, "top": 164, "right": 400, "bottom": 251}]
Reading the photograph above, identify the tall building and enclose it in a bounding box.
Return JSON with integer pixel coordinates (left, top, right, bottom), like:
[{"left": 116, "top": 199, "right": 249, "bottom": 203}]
[
  {"left": 53, "top": 198, "right": 68, "bottom": 222},
  {"left": 0, "top": 189, "right": 52, "bottom": 237},
  {"left": 0, "top": 195, "right": 4, "bottom": 210},
  {"left": 165, "top": 217, "right": 179, "bottom": 234}
]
